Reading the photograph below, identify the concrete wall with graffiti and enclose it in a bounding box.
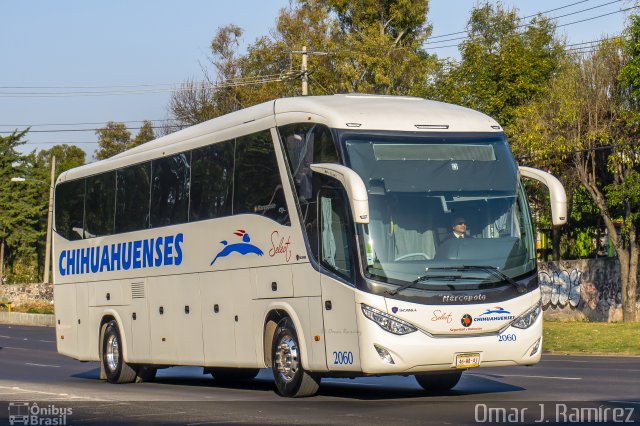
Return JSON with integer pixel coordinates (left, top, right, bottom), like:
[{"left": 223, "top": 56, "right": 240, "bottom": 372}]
[{"left": 539, "top": 259, "right": 640, "bottom": 322}]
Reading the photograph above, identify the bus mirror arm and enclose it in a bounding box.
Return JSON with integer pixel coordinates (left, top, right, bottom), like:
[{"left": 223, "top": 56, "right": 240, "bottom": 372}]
[
  {"left": 518, "top": 166, "right": 567, "bottom": 226},
  {"left": 310, "top": 163, "right": 370, "bottom": 224}
]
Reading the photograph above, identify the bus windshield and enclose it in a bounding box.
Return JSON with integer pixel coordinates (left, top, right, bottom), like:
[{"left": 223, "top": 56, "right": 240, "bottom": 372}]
[{"left": 340, "top": 131, "right": 536, "bottom": 290}]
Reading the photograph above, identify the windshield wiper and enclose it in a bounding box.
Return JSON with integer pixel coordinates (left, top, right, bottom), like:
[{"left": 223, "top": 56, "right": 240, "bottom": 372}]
[
  {"left": 386, "top": 271, "right": 463, "bottom": 296},
  {"left": 458, "top": 265, "right": 527, "bottom": 294},
  {"left": 385, "top": 265, "right": 527, "bottom": 296}
]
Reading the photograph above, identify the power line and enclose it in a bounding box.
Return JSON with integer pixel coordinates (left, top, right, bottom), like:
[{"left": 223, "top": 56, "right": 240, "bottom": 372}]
[
  {"left": 0, "top": 71, "right": 299, "bottom": 98},
  {"left": 0, "top": 125, "right": 179, "bottom": 135},
  {"left": 0, "top": 119, "right": 166, "bottom": 128},
  {"left": 427, "top": 0, "right": 593, "bottom": 40},
  {"left": 424, "top": 2, "right": 633, "bottom": 49}
]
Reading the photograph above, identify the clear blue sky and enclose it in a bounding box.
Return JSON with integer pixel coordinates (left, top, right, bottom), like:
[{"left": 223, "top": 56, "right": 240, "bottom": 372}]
[{"left": 0, "top": 0, "right": 633, "bottom": 161}]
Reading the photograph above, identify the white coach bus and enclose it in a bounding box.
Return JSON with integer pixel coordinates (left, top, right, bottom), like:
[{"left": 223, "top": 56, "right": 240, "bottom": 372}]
[{"left": 53, "top": 95, "right": 566, "bottom": 397}]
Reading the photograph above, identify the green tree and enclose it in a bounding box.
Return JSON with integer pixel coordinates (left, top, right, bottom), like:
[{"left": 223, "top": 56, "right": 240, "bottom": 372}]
[
  {"left": 169, "top": 0, "right": 438, "bottom": 126},
  {"left": 95, "top": 121, "right": 156, "bottom": 160},
  {"left": 95, "top": 121, "right": 132, "bottom": 160},
  {"left": 428, "top": 3, "right": 564, "bottom": 130},
  {"left": 37, "top": 144, "right": 86, "bottom": 178},
  {"left": 510, "top": 34, "right": 639, "bottom": 321},
  {"left": 0, "top": 130, "right": 45, "bottom": 283},
  {"left": 129, "top": 120, "right": 155, "bottom": 149}
]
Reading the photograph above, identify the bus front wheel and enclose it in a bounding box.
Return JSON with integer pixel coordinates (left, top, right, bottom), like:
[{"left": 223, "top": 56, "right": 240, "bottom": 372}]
[
  {"left": 271, "top": 318, "right": 320, "bottom": 397},
  {"left": 414, "top": 371, "right": 462, "bottom": 392},
  {"left": 102, "top": 320, "right": 137, "bottom": 384}
]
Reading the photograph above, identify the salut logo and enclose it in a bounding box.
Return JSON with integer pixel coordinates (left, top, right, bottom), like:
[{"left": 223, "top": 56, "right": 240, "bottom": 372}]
[{"left": 8, "top": 402, "right": 72, "bottom": 425}]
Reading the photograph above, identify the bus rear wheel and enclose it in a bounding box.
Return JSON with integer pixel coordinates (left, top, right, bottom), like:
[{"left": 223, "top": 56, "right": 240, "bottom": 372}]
[
  {"left": 102, "top": 320, "right": 137, "bottom": 384},
  {"left": 415, "top": 371, "right": 462, "bottom": 392},
  {"left": 271, "top": 318, "right": 320, "bottom": 397}
]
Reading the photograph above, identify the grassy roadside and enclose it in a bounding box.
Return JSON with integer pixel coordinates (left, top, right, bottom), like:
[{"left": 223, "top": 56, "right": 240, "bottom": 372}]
[
  {"left": 2, "top": 301, "right": 54, "bottom": 315},
  {"left": 543, "top": 321, "right": 640, "bottom": 355}
]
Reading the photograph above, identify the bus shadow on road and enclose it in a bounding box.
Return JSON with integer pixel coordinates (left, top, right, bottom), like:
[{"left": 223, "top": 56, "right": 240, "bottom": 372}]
[
  {"left": 316, "top": 374, "right": 524, "bottom": 400},
  {"left": 71, "top": 367, "right": 524, "bottom": 400}
]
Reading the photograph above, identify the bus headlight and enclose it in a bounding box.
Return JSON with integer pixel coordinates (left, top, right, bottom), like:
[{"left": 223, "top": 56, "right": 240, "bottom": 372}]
[
  {"left": 361, "top": 304, "right": 417, "bottom": 335},
  {"left": 511, "top": 301, "right": 542, "bottom": 329}
]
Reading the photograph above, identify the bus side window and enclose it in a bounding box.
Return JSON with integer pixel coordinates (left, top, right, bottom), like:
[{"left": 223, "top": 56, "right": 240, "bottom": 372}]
[
  {"left": 115, "top": 162, "right": 151, "bottom": 233},
  {"left": 85, "top": 171, "right": 116, "bottom": 238},
  {"left": 234, "top": 130, "right": 290, "bottom": 226},
  {"left": 319, "top": 188, "right": 354, "bottom": 281},
  {"left": 54, "top": 178, "right": 85, "bottom": 241},
  {"left": 190, "top": 140, "right": 234, "bottom": 222},
  {"left": 278, "top": 123, "right": 339, "bottom": 202},
  {"left": 150, "top": 152, "right": 191, "bottom": 228}
]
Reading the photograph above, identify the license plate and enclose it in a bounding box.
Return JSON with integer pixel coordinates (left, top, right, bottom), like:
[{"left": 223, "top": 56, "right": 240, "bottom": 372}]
[{"left": 455, "top": 353, "right": 480, "bottom": 369}]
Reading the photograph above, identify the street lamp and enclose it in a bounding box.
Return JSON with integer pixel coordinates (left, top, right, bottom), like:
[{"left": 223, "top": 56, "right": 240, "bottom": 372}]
[{"left": 10, "top": 155, "right": 56, "bottom": 284}]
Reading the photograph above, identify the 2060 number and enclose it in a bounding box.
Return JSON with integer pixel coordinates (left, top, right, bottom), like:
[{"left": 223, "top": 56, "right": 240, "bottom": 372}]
[
  {"left": 498, "top": 334, "right": 517, "bottom": 342},
  {"left": 333, "top": 351, "right": 354, "bottom": 365}
]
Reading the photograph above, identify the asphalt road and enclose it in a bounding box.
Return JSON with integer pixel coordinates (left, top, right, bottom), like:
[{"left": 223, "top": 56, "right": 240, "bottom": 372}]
[{"left": 0, "top": 324, "right": 639, "bottom": 425}]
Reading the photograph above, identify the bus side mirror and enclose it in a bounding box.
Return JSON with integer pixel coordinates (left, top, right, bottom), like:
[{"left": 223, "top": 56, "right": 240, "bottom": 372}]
[
  {"left": 518, "top": 166, "right": 567, "bottom": 226},
  {"left": 310, "top": 163, "right": 369, "bottom": 224}
]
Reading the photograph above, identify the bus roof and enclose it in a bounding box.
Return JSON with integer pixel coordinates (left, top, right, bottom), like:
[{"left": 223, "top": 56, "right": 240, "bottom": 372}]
[{"left": 58, "top": 95, "right": 502, "bottom": 183}]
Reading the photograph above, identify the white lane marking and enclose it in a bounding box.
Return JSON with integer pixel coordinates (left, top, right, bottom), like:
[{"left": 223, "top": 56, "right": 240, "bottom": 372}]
[
  {"left": 0, "top": 385, "right": 104, "bottom": 401},
  {"left": 542, "top": 359, "right": 591, "bottom": 363},
  {"left": 0, "top": 335, "right": 11, "bottom": 338},
  {"left": 1, "top": 346, "right": 29, "bottom": 351},
  {"left": 188, "top": 422, "right": 248, "bottom": 425},
  {"left": 25, "top": 362, "right": 60, "bottom": 368},
  {"left": 470, "top": 373, "right": 582, "bottom": 380},
  {"left": 39, "top": 340, "right": 55, "bottom": 343}
]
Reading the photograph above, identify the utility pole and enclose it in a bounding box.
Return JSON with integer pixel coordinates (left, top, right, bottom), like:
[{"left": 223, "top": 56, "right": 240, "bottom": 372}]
[
  {"left": 44, "top": 155, "right": 55, "bottom": 284},
  {"left": 301, "top": 45, "right": 308, "bottom": 96}
]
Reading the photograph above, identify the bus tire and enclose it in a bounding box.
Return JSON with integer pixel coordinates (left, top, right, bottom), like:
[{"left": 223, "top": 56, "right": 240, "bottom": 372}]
[
  {"left": 271, "top": 318, "right": 320, "bottom": 397},
  {"left": 209, "top": 368, "right": 259, "bottom": 382},
  {"left": 102, "top": 320, "right": 137, "bottom": 384},
  {"left": 414, "top": 371, "right": 462, "bottom": 392}
]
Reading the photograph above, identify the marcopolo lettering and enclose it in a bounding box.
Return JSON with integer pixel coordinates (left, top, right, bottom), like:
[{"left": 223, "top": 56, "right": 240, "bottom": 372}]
[{"left": 58, "top": 233, "right": 183, "bottom": 276}]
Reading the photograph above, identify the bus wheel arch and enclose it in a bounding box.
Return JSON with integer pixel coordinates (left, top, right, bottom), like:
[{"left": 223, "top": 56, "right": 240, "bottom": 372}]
[{"left": 263, "top": 309, "right": 288, "bottom": 367}]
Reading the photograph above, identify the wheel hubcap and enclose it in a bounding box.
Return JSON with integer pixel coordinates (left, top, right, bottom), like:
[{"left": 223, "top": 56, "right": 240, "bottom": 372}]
[
  {"left": 106, "top": 334, "right": 119, "bottom": 372},
  {"left": 275, "top": 335, "right": 299, "bottom": 382}
]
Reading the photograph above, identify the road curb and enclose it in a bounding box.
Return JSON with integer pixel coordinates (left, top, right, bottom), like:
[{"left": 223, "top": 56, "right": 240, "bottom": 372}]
[{"left": 0, "top": 311, "right": 55, "bottom": 327}]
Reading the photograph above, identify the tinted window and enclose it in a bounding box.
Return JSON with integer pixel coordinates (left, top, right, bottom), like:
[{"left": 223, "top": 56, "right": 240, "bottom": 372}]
[
  {"left": 234, "top": 131, "right": 289, "bottom": 225},
  {"left": 84, "top": 172, "right": 116, "bottom": 237},
  {"left": 278, "top": 123, "right": 339, "bottom": 201},
  {"left": 319, "top": 188, "right": 353, "bottom": 280},
  {"left": 54, "top": 179, "right": 85, "bottom": 241},
  {"left": 115, "top": 162, "right": 151, "bottom": 233},
  {"left": 190, "top": 141, "right": 234, "bottom": 221},
  {"left": 150, "top": 153, "right": 191, "bottom": 228}
]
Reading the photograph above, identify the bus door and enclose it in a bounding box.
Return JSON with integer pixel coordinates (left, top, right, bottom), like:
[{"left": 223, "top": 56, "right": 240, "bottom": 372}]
[{"left": 318, "top": 188, "right": 361, "bottom": 371}]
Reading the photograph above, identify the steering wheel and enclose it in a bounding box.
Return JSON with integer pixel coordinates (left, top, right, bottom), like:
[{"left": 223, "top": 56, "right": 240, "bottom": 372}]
[{"left": 394, "top": 252, "right": 431, "bottom": 261}]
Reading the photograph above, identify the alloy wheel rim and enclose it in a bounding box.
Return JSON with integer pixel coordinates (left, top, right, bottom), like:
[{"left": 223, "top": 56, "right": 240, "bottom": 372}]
[
  {"left": 106, "top": 334, "right": 119, "bottom": 372},
  {"left": 275, "top": 334, "right": 299, "bottom": 382}
]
